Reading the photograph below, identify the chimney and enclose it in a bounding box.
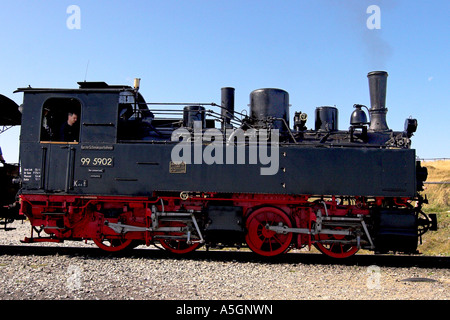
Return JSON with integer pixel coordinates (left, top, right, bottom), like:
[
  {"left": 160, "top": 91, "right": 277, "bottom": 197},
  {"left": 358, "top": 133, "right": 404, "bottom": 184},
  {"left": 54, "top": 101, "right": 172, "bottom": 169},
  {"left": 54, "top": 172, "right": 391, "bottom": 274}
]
[{"left": 367, "top": 71, "right": 389, "bottom": 132}]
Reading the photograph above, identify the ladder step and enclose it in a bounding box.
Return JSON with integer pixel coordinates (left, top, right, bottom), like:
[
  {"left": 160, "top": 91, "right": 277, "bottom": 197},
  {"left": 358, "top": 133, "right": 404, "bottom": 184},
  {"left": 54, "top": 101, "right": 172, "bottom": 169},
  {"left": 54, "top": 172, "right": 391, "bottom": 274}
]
[
  {"left": 42, "top": 212, "right": 66, "bottom": 215},
  {"left": 43, "top": 226, "right": 66, "bottom": 230},
  {"left": 21, "top": 237, "right": 63, "bottom": 243}
]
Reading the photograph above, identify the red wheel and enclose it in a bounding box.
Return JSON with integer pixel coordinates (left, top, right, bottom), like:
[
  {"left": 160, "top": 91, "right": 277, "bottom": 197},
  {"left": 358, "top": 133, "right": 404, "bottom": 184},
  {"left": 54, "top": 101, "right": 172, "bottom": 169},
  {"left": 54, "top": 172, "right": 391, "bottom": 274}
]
[
  {"left": 314, "top": 227, "right": 359, "bottom": 258},
  {"left": 93, "top": 237, "right": 134, "bottom": 252},
  {"left": 245, "top": 207, "right": 293, "bottom": 257},
  {"left": 158, "top": 220, "right": 201, "bottom": 254},
  {"left": 159, "top": 238, "right": 200, "bottom": 254}
]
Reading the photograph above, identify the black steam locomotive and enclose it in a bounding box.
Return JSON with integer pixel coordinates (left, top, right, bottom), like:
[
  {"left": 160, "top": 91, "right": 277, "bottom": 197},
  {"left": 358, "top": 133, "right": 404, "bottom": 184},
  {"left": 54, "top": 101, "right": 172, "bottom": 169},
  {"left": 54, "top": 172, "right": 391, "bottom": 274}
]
[{"left": 0, "top": 71, "right": 437, "bottom": 258}]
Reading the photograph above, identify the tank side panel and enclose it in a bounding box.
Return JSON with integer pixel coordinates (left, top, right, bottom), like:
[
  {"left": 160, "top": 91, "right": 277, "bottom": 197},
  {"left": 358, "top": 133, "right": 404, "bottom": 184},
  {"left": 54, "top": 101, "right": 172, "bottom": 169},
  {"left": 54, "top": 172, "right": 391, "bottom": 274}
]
[{"left": 66, "top": 144, "right": 416, "bottom": 198}]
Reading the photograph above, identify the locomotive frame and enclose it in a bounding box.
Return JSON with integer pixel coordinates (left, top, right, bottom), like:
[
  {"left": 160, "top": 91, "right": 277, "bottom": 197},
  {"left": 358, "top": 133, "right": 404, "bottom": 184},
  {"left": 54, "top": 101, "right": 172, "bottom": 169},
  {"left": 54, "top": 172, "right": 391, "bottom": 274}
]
[{"left": 0, "top": 71, "right": 437, "bottom": 258}]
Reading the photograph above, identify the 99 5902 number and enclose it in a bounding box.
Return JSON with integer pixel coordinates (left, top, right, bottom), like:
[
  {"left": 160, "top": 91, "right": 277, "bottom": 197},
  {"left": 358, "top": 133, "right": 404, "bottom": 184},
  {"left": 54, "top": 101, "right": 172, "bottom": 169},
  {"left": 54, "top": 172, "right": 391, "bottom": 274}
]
[{"left": 80, "top": 157, "right": 113, "bottom": 167}]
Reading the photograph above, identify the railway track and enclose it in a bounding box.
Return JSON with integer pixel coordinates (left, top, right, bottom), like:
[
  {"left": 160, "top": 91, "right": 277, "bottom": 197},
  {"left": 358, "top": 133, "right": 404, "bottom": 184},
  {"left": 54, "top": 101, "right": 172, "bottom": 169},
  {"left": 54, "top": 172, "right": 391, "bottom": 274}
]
[{"left": 1, "top": 244, "right": 448, "bottom": 269}]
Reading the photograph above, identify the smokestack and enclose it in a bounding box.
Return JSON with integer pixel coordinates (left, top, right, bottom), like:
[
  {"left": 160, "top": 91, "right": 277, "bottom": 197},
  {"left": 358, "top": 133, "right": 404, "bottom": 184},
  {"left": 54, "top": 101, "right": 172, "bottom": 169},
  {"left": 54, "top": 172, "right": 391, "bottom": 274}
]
[
  {"left": 367, "top": 71, "right": 389, "bottom": 132},
  {"left": 221, "top": 87, "right": 235, "bottom": 130}
]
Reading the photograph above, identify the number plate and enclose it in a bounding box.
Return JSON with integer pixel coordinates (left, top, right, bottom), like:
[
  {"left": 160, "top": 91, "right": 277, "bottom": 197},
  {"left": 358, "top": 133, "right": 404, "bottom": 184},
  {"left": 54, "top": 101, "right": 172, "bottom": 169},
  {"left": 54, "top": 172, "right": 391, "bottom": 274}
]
[{"left": 80, "top": 157, "right": 114, "bottom": 167}]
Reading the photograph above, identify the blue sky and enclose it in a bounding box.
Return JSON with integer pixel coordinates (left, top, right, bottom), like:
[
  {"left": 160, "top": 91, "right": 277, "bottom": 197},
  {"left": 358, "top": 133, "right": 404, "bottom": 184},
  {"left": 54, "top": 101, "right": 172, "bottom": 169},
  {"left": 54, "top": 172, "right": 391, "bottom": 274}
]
[{"left": 0, "top": 0, "right": 449, "bottom": 161}]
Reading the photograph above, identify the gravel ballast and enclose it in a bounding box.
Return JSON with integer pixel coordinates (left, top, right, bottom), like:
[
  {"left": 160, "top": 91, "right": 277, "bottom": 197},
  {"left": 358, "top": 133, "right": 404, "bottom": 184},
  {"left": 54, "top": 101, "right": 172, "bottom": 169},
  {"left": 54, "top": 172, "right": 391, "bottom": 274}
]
[{"left": 0, "top": 220, "right": 448, "bottom": 300}]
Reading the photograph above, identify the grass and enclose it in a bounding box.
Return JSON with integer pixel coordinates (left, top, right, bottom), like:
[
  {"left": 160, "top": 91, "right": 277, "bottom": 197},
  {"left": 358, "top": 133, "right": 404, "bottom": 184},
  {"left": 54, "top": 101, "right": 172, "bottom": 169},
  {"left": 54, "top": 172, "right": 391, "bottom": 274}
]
[{"left": 419, "top": 160, "right": 450, "bottom": 256}]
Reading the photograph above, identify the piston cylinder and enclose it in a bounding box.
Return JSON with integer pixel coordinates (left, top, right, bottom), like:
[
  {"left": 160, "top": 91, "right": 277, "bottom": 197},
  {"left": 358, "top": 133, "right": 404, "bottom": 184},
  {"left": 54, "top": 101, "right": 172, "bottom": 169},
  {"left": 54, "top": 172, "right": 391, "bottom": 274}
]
[{"left": 374, "top": 209, "right": 418, "bottom": 253}]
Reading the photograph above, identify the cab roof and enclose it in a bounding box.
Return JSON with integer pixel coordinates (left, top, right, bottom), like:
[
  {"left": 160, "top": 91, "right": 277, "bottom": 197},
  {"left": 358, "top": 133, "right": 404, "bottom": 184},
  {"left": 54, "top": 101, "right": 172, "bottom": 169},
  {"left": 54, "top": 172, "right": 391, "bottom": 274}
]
[{"left": 14, "top": 81, "right": 133, "bottom": 94}]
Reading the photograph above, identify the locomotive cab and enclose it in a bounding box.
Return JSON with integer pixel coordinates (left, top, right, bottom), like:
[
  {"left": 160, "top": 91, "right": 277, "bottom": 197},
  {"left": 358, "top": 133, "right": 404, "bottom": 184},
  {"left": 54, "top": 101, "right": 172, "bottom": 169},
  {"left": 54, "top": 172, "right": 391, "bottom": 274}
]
[{"left": 16, "top": 83, "right": 125, "bottom": 193}]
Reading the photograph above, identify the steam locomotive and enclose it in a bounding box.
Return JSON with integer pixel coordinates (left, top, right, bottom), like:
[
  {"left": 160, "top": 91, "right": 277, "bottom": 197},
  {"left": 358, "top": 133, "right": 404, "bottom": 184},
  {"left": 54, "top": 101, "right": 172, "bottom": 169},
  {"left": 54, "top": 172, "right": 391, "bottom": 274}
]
[{"left": 0, "top": 71, "right": 437, "bottom": 258}]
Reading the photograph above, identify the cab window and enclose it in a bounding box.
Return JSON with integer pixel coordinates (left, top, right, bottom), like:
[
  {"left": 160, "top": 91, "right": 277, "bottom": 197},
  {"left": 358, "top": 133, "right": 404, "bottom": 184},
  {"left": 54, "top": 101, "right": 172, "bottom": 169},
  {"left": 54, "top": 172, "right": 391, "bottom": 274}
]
[{"left": 40, "top": 98, "right": 81, "bottom": 142}]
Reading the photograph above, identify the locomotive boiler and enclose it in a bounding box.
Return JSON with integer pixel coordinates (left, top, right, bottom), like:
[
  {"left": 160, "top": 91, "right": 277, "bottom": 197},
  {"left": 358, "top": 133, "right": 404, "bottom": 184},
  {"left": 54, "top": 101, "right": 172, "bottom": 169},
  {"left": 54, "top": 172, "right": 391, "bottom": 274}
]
[{"left": 0, "top": 71, "right": 437, "bottom": 258}]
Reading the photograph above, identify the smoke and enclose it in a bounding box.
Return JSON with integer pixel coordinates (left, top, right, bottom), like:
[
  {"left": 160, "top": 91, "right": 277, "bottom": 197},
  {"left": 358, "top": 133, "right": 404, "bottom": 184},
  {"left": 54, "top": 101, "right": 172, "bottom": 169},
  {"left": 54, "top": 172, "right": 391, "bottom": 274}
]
[
  {"left": 361, "top": 28, "right": 392, "bottom": 70},
  {"left": 326, "top": 0, "right": 397, "bottom": 70}
]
